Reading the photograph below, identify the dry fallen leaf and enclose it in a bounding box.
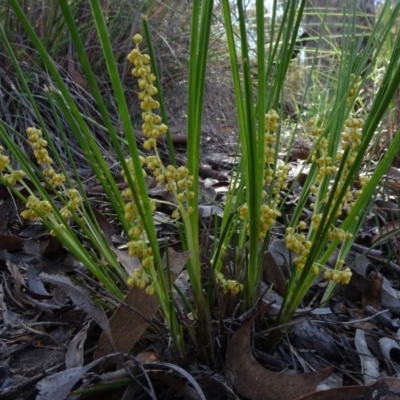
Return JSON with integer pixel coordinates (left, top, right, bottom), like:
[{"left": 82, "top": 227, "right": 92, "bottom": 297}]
[
  {"left": 0, "top": 234, "right": 22, "bottom": 251},
  {"left": 262, "top": 250, "right": 287, "bottom": 297},
  {"left": 354, "top": 329, "right": 379, "bottom": 385},
  {"left": 36, "top": 354, "right": 120, "bottom": 400},
  {"left": 226, "top": 311, "right": 333, "bottom": 400},
  {"left": 93, "top": 248, "right": 189, "bottom": 360},
  {"left": 65, "top": 326, "right": 88, "bottom": 369},
  {"left": 39, "top": 273, "right": 111, "bottom": 340},
  {"left": 361, "top": 271, "right": 383, "bottom": 310}
]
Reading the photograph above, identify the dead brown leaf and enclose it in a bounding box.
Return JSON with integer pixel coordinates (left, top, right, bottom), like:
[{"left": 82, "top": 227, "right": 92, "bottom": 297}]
[
  {"left": 93, "top": 248, "right": 189, "bottom": 360},
  {"left": 262, "top": 251, "right": 287, "bottom": 297},
  {"left": 0, "top": 234, "right": 23, "bottom": 251},
  {"left": 226, "top": 312, "right": 334, "bottom": 400},
  {"left": 39, "top": 273, "right": 111, "bottom": 340},
  {"left": 362, "top": 271, "right": 383, "bottom": 310}
]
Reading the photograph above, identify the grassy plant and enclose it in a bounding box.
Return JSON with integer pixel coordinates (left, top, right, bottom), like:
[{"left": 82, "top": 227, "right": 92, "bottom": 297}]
[{"left": 1, "top": 0, "right": 400, "bottom": 361}]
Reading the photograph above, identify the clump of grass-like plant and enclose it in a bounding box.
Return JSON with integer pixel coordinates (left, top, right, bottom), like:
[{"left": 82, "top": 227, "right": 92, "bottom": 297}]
[
  {"left": 1, "top": 0, "right": 400, "bottom": 362},
  {"left": 220, "top": 0, "right": 400, "bottom": 348}
]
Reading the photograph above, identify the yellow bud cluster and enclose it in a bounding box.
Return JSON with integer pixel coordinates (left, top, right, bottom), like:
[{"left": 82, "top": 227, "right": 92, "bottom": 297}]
[
  {"left": 264, "top": 146, "right": 275, "bottom": 164},
  {"left": 127, "top": 268, "right": 149, "bottom": 289},
  {"left": 316, "top": 160, "right": 337, "bottom": 181},
  {"left": 26, "top": 127, "right": 65, "bottom": 187},
  {"left": 122, "top": 157, "right": 146, "bottom": 187},
  {"left": 311, "top": 213, "right": 322, "bottom": 231},
  {"left": 48, "top": 173, "right": 66, "bottom": 186},
  {"left": 330, "top": 227, "right": 353, "bottom": 241},
  {"left": 264, "top": 111, "right": 279, "bottom": 166},
  {"left": 27, "top": 127, "right": 52, "bottom": 165},
  {"left": 125, "top": 201, "right": 138, "bottom": 222},
  {"left": 264, "top": 168, "right": 273, "bottom": 184},
  {"left": 20, "top": 209, "right": 37, "bottom": 221},
  {"left": 154, "top": 164, "right": 195, "bottom": 216},
  {"left": 3, "top": 170, "right": 25, "bottom": 185},
  {"left": 59, "top": 189, "right": 82, "bottom": 219},
  {"left": 311, "top": 139, "right": 328, "bottom": 164},
  {"left": 311, "top": 127, "right": 323, "bottom": 137},
  {"left": 239, "top": 204, "right": 248, "bottom": 220},
  {"left": 21, "top": 195, "right": 53, "bottom": 221},
  {"left": 359, "top": 175, "right": 370, "bottom": 188},
  {"left": 127, "top": 239, "right": 153, "bottom": 258},
  {"left": 127, "top": 34, "right": 166, "bottom": 148},
  {"left": 285, "top": 227, "right": 308, "bottom": 254},
  {"left": 145, "top": 155, "right": 162, "bottom": 172},
  {"left": 273, "top": 164, "right": 291, "bottom": 195},
  {"left": 323, "top": 266, "right": 352, "bottom": 284},
  {"left": 318, "top": 138, "right": 328, "bottom": 151},
  {"left": 265, "top": 110, "right": 279, "bottom": 131},
  {"left": 0, "top": 147, "right": 10, "bottom": 171},
  {"left": 121, "top": 157, "right": 152, "bottom": 253},
  {"left": 129, "top": 224, "right": 143, "bottom": 239},
  {"left": 346, "top": 74, "right": 361, "bottom": 106},
  {"left": 310, "top": 264, "right": 320, "bottom": 275},
  {"left": 126, "top": 265, "right": 155, "bottom": 294},
  {"left": 216, "top": 271, "right": 243, "bottom": 295},
  {"left": 342, "top": 118, "right": 363, "bottom": 150},
  {"left": 260, "top": 204, "right": 281, "bottom": 239},
  {"left": 287, "top": 225, "right": 312, "bottom": 271}
]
